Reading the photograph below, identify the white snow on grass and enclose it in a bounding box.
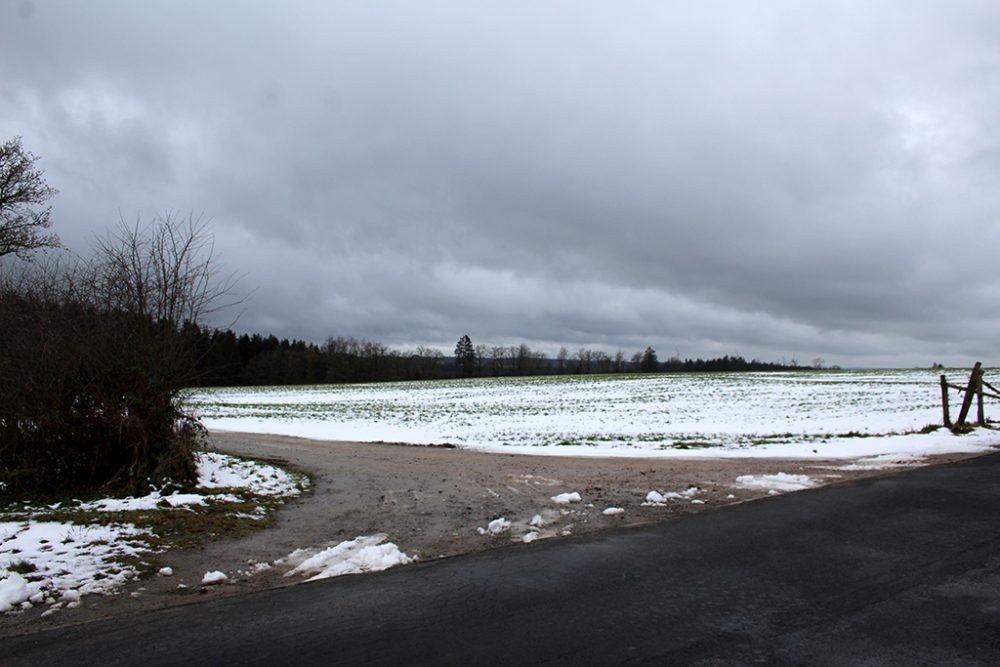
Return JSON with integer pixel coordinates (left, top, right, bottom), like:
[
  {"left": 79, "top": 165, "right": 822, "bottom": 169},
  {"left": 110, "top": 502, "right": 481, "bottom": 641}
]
[
  {"left": 550, "top": 492, "right": 582, "bottom": 504},
  {"left": 280, "top": 534, "right": 413, "bottom": 581},
  {"left": 602, "top": 507, "right": 625, "bottom": 516},
  {"left": 0, "top": 521, "right": 150, "bottom": 612},
  {"left": 733, "top": 473, "right": 818, "bottom": 493},
  {"left": 0, "top": 452, "right": 308, "bottom": 615},
  {"left": 188, "top": 370, "right": 1000, "bottom": 460},
  {"left": 196, "top": 452, "right": 304, "bottom": 496},
  {"left": 78, "top": 491, "right": 212, "bottom": 513}
]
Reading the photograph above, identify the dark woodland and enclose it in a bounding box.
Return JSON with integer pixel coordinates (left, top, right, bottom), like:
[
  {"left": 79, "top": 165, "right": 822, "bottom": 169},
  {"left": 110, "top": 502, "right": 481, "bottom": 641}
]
[{"left": 189, "top": 326, "right": 808, "bottom": 387}]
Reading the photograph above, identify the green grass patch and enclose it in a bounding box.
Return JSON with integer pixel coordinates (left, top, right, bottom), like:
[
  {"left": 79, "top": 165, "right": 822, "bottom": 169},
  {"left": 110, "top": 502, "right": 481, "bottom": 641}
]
[
  {"left": 6, "top": 560, "right": 38, "bottom": 575},
  {"left": 668, "top": 441, "right": 717, "bottom": 450}
]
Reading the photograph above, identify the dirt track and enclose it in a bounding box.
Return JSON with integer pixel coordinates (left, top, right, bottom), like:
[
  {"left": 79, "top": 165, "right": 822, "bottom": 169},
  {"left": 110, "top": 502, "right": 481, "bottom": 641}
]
[{"left": 0, "top": 431, "right": 982, "bottom": 634}]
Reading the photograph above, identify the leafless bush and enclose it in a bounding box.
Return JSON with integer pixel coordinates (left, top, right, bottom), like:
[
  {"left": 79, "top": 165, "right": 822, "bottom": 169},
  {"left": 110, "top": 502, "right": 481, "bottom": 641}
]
[{"left": 0, "top": 214, "right": 233, "bottom": 495}]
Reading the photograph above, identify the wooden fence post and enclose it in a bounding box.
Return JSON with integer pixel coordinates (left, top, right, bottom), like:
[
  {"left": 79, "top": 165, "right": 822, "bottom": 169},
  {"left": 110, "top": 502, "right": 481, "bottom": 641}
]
[
  {"left": 956, "top": 361, "right": 982, "bottom": 425},
  {"left": 940, "top": 374, "right": 951, "bottom": 427},
  {"left": 977, "top": 371, "right": 986, "bottom": 426}
]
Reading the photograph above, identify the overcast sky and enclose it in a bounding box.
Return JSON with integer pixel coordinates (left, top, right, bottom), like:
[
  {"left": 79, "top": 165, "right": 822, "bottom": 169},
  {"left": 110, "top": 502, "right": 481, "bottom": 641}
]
[{"left": 2, "top": 1, "right": 999, "bottom": 367}]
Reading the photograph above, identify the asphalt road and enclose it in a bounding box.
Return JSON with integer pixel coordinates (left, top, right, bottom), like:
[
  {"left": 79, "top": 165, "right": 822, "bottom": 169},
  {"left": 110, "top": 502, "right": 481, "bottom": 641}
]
[{"left": 5, "top": 453, "right": 1000, "bottom": 666}]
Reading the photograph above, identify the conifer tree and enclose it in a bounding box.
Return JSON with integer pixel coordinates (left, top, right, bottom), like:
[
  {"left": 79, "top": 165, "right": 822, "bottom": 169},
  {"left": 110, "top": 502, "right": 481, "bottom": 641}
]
[{"left": 454, "top": 334, "right": 476, "bottom": 375}]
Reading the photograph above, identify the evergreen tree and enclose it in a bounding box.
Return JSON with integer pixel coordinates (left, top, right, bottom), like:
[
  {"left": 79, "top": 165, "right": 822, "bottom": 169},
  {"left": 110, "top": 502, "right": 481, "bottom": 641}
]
[
  {"left": 640, "top": 346, "right": 659, "bottom": 372},
  {"left": 454, "top": 334, "right": 476, "bottom": 375}
]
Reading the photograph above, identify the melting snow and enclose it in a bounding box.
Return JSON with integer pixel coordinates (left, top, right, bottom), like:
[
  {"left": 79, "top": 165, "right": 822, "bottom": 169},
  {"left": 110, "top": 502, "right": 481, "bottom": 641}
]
[
  {"left": 0, "top": 521, "right": 150, "bottom": 613},
  {"left": 0, "top": 452, "right": 307, "bottom": 615},
  {"left": 478, "top": 518, "right": 512, "bottom": 535},
  {"left": 734, "top": 473, "right": 818, "bottom": 493},
  {"left": 281, "top": 535, "right": 413, "bottom": 581},
  {"left": 643, "top": 486, "right": 702, "bottom": 506},
  {"left": 196, "top": 452, "right": 303, "bottom": 496},
  {"left": 550, "top": 492, "right": 582, "bottom": 504},
  {"left": 201, "top": 571, "right": 228, "bottom": 585}
]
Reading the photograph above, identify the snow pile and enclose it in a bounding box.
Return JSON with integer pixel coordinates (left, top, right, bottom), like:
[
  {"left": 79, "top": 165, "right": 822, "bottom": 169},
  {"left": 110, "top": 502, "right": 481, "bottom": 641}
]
[
  {"left": 642, "top": 486, "right": 701, "bottom": 506},
  {"left": 522, "top": 532, "right": 539, "bottom": 543},
  {"left": 0, "top": 521, "right": 150, "bottom": 613},
  {"left": 644, "top": 491, "right": 667, "bottom": 505},
  {"left": 196, "top": 452, "right": 304, "bottom": 496},
  {"left": 201, "top": 571, "right": 228, "bottom": 585},
  {"left": 734, "top": 473, "right": 818, "bottom": 493},
  {"left": 550, "top": 492, "right": 582, "bottom": 504},
  {"left": 602, "top": 507, "right": 625, "bottom": 516},
  {"left": 478, "top": 518, "right": 512, "bottom": 535},
  {"left": 281, "top": 534, "right": 413, "bottom": 581},
  {"left": 0, "top": 573, "right": 36, "bottom": 613}
]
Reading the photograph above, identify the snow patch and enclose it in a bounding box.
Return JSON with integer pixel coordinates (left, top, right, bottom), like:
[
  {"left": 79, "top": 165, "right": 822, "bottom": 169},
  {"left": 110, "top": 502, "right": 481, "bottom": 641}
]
[
  {"left": 478, "top": 518, "right": 512, "bottom": 535},
  {"left": 196, "top": 452, "right": 304, "bottom": 497},
  {"left": 281, "top": 535, "right": 413, "bottom": 581},
  {"left": 202, "top": 571, "right": 228, "bottom": 585},
  {"left": 642, "top": 486, "right": 701, "bottom": 506},
  {"left": 550, "top": 492, "right": 582, "bottom": 504},
  {"left": 734, "top": 473, "right": 818, "bottom": 493},
  {"left": 835, "top": 453, "right": 926, "bottom": 471},
  {"left": 0, "top": 521, "right": 150, "bottom": 613},
  {"left": 78, "top": 492, "right": 209, "bottom": 512},
  {"left": 602, "top": 507, "right": 625, "bottom": 516}
]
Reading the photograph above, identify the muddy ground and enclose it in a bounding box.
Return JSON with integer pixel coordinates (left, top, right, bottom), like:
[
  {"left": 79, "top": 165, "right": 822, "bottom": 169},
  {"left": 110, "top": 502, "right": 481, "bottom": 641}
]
[{"left": 0, "top": 431, "right": 984, "bottom": 635}]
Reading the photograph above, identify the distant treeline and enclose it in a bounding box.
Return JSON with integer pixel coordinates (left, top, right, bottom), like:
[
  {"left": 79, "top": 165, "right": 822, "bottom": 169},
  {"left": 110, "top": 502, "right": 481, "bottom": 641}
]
[{"left": 189, "top": 325, "right": 808, "bottom": 386}]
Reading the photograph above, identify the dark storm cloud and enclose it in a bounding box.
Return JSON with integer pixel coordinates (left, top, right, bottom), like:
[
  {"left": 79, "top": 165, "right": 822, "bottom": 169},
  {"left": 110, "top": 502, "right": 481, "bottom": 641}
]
[{"left": 2, "top": 1, "right": 999, "bottom": 366}]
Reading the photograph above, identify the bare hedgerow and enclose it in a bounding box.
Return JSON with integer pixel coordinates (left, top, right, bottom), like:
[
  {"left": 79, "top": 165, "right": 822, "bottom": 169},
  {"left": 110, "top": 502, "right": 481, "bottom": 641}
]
[{"left": 0, "top": 213, "right": 238, "bottom": 495}]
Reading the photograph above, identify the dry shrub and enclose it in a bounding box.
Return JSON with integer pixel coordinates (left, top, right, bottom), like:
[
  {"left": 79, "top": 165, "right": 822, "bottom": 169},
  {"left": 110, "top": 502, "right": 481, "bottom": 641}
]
[{"left": 0, "top": 214, "right": 233, "bottom": 496}]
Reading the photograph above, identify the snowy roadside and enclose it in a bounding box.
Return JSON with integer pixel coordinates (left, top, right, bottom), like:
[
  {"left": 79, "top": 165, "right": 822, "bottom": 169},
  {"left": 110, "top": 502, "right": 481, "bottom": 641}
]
[
  {"left": 3, "top": 429, "right": 993, "bottom": 626},
  {"left": 0, "top": 452, "right": 309, "bottom": 616}
]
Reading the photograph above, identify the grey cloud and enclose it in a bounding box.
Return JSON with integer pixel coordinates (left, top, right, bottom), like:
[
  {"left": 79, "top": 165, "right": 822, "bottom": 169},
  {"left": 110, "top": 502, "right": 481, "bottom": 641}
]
[{"left": 2, "top": 1, "right": 999, "bottom": 367}]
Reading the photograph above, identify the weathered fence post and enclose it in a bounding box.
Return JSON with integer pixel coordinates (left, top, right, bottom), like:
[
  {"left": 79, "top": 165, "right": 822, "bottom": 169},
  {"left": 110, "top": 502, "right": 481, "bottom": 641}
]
[
  {"left": 977, "top": 370, "right": 986, "bottom": 426},
  {"left": 956, "top": 361, "right": 983, "bottom": 426},
  {"left": 940, "top": 374, "right": 951, "bottom": 427}
]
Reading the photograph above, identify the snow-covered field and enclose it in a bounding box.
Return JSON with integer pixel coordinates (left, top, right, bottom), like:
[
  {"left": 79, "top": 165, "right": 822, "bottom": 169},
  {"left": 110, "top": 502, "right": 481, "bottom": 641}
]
[
  {"left": 189, "top": 370, "right": 999, "bottom": 459},
  {"left": 0, "top": 453, "right": 307, "bottom": 615}
]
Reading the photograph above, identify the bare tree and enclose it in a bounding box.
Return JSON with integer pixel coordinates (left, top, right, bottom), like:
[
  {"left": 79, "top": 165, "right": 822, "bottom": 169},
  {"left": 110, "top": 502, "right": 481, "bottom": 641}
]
[
  {"left": 91, "top": 212, "right": 237, "bottom": 324},
  {"left": 0, "top": 136, "right": 59, "bottom": 259},
  {"left": 556, "top": 346, "right": 569, "bottom": 373},
  {"left": 474, "top": 344, "right": 489, "bottom": 374}
]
